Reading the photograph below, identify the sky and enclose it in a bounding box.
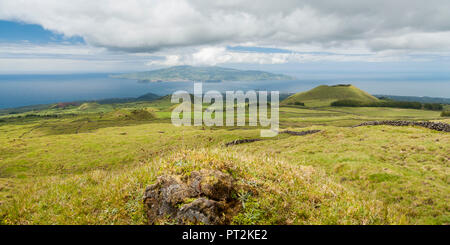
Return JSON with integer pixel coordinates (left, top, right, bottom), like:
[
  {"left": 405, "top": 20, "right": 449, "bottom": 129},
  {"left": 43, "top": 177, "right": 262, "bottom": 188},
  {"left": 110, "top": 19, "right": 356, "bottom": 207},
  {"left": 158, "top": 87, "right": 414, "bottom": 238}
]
[{"left": 0, "top": 0, "right": 450, "bottom": 75}]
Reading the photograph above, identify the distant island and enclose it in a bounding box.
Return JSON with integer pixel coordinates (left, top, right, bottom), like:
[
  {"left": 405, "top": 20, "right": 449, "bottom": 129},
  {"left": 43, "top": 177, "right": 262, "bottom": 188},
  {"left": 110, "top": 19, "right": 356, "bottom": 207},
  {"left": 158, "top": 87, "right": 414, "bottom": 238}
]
[{"left": 110, "top": 65, "right": 296, "bottom": 82}]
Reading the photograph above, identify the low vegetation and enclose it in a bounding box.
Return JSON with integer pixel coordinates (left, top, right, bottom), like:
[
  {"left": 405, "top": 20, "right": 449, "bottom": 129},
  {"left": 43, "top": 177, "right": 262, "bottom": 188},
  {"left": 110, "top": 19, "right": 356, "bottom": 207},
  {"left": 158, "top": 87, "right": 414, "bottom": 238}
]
[
  {"left": 331, "top": 99, "right": 420, "bottom": 109},
  {"left": 0, "top": 86, "right": 448, "bottom": 225},
  {"left": 424, "top": 103, "right": 444, "bottom": 111},
  {"left": 331, "top": 99, "right": 444, "bottom": 111},
  {"left": 286, "top": 101, "right": 305, "bottom": 106}
]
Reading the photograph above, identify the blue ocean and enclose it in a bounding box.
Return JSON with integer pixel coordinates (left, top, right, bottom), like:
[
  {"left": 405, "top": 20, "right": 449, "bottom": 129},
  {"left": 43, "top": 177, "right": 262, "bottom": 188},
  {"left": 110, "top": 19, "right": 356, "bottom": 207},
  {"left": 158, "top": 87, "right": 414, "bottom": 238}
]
[{"left": 0, "top": 73, "right": 449, "bottom": 109}]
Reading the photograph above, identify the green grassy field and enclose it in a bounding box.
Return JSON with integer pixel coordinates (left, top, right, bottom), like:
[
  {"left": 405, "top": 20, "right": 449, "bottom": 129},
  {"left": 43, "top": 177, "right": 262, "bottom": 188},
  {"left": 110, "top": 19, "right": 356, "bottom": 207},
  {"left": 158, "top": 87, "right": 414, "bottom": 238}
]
[{"left": 0, "top": 97, "right": 448, "bottom": 225}]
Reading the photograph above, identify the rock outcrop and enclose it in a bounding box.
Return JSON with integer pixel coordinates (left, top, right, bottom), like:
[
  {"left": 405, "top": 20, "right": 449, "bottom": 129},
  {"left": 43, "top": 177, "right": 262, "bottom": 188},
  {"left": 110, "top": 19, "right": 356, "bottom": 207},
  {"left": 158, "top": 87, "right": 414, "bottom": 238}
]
[
  {"left": 281, "top": 129, "right": 321, "bottom": 136},
  {"left": 224, "top": 130, "right": 322, "bottom": 147},
  {"left": 224, "top": 138, "right": 261, "bottom": 147},
  {"left": 353, "top": 121, "right": 449, "bottom": 132},
  {"left": 143, "top": 169, "right": 242, "bottom": 225}
]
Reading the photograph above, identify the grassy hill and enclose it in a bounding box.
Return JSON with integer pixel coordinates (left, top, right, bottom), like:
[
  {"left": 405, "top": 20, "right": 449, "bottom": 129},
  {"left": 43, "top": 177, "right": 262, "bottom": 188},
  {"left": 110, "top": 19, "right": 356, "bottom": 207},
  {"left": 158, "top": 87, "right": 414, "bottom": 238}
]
[
  {"left": 111, "top": 65, "right": 295, "bottom": 82},
  {"left": 0, "top": 93, "right": 162, "bottom": 116},
  {"left": 282, "top": 84, "right": 379, "bottom": 107},
  {"left": 78, "top": 102, "right": 100, "bottom": 111}
]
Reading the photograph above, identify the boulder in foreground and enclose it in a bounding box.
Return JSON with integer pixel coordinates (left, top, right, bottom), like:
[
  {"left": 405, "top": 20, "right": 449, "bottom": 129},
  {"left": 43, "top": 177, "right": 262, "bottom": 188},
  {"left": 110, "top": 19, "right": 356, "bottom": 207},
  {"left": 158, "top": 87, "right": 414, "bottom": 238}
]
[{"left": 143, "top": 169, "right": 244, "bottom": 225}]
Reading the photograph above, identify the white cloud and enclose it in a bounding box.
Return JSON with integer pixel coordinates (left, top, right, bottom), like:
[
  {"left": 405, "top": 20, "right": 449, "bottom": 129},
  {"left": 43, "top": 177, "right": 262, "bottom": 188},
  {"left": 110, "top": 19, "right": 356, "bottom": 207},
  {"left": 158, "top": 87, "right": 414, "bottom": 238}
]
[
  {"left": 0, "top": 42, "right": 102, "bottom": 56},
  {"left": 0, "top": 42, "right": 156, "bottom": 73},
  {"left": 0, "top": 41, "right": 443, "bottom": 74},
  {"left": 147, "top": 45, "right": 438, "bottom": 66},
  {"left": 2, "top": 0, "right": 450, "bottom": 52},
  {"left": 148, "top": 47, "right": 298, "bottom": 66},
  {"left": 1, "top": 0, "right": 450, "bottom": 72},
  {"left": 369, "top": 32, "right": 450, "bottom": 51}
]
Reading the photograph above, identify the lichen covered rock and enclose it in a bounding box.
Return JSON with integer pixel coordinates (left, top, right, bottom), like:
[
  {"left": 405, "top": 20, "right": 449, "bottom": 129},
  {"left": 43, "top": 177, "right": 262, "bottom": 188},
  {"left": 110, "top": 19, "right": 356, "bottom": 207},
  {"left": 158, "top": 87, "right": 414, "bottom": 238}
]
[{"left": 143, "top": 169, "right": 242, "bottom": 225}]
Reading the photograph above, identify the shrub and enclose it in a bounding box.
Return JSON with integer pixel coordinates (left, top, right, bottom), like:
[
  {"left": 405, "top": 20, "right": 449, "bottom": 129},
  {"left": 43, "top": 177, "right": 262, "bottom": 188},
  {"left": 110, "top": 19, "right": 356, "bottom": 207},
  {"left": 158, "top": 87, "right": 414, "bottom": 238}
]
[
  {"left": 25, "top": 114, "right": 58, "bottom": 118},
  {"left": 331, "top": 100, "right": 364, "bottom": 107},
  {"left": 331, "top": 100, "right": 423, "bottom": 109},
  {"left": 287, "top": 101, "right": 305, "bottom": 106},
  {"left": 441, "top": 111, "right": 450, "bottom": 117},
  {"left": 331, "top": 84, "right": 351, "bottom": 87},
  {"left": 423, "top": 103, "right": 443, "bottom": 111},
  {"left": 129, "top": 109, "right": 157, "bottom": 120},
  {"left": 380, "top": 101, "right": 422, "bottom": 109}
]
